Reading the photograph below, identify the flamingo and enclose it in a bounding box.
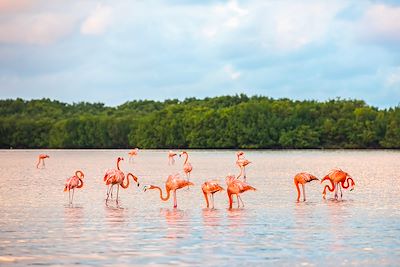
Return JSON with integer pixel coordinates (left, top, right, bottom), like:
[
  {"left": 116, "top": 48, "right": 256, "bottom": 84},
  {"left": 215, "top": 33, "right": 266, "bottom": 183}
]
[
  {"left": 202, "top": 180, "right": 224, "bottom": 209},
  {"left": 236, "top": 151, "right": 251, "bottom": 180},
  {"left": 226, "top": 174, "right": 256, "bottom": 209},
  {"left": 168, "top": 150, "right": 177, "bottom": 165},
  {"left": 128, "top": 148, "right": 139, "bottom": 162},
  {"left": 293, "top": 172, "right": 319, "bottom": 202},
  {"left": 103, "top": 157, "right": 140, "bottom": 204},
  {"left": 143, "top": 174, "right": 193, "bottom": 208},
  {"left": 180, "top": 151, "right": 193, "bottom": 183},
  {"left": 64, "top": 170, "right": 84, "bottom": 205},
  {"left": 321, "top": 169, "right": 355, "bottom": 199},
  {"left": 36, "top": 154, "right": 49, "bottom": 169}
]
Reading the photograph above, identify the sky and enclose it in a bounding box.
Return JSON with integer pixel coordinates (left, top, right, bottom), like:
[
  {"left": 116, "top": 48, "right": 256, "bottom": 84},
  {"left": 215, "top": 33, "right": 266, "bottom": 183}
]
[{"left": 0, "top": 0, "right": 399, "bottom": 108}]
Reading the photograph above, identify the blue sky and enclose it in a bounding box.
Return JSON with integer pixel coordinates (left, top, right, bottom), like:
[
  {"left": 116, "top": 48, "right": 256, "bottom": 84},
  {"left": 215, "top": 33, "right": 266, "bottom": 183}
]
[{"left": 0, "top": 0, "right": 399, "bottom": 108}]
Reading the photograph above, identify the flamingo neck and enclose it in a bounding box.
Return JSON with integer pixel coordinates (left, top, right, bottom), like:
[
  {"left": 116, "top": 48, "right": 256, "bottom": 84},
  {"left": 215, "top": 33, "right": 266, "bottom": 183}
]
[
  {"left": 75, "top": 170, "right": 84, "bottom": 179},
  {"left": 117, "top": 159, "right": 121, "bottom": 170},
  {"left": 342, "top": 177, "right": 355, "bottom": 189},
  {"left": 236, "top": 167, "right": 244, "bottom": 179},
  {"left": 121, "top": 174, "right": 130, "bottom": 189},
  {"left": 183, "top": 153, "right": 188, "bottom": 164},
  {"left": 77, "top": 179, "right": 84, "bottom": 188},
  {"left": 153, "top": 186, "right": 171, "bottom": 201}
]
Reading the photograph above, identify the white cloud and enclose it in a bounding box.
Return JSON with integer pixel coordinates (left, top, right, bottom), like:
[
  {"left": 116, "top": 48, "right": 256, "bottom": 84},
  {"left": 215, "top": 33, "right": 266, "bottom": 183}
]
[
  {"left": 0, "top": 13, "right": 76, "bottom": 45},
  {"left": 224, "top": 64, "right": 241, "bottom": 80},
  {"left": 81, "top": 4, "right": 112, "bottom": 35},
  {"left": 255, "top": 1, "right": 346, "bottom": 51},
  {"left": 358, "top": 4, "right": 400, "bottom": 43},
  {"left": 385, "top": 67, "right": 400, "bottom": 87}
]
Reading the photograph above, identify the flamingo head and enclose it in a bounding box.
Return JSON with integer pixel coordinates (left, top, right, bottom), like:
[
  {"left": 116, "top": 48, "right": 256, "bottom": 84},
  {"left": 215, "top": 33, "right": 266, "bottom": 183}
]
[
  {"left": 179, "top": 151, "right": 187, "bottom": 157},
  {"left": 45, "top": 155, "right": 50, "bottom": 158},
  {"left": 118, "top": 157, "right": 124, "bottom": 162},
  {"left": 236, "top": 151, "right": 244, "bottom": 157},
  {"left": 143, "top": 185, "right": 157, "bottom": 192}
]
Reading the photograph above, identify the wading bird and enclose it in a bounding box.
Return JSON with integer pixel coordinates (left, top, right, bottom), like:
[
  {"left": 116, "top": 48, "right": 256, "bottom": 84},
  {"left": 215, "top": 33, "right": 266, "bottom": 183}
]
[
  {"left": 202, "top": 180, "right": 224, "bottom": 209},
  {"left": 36, "top": 154, "right": 49, "bottom": 169},
  {"left": 103, "top": 157, "right": 140, "bottom": 204},
  {"left": 64, "top": 170, "right": 84, "bottom": 205},
  {"left": 144, "top": 174, "right": 193, "bottom": 208},
  {"left": 226, "top": 175, "right": 256, "bottom": 209},
  {"left": 236, "top": 151, "right": 251, "bottom": 180},
  {"left": 128, "top": 148, "right": 139, "bottom": 162},
  {"left": 293, "top": 172, "right": 319, "bottom": 202},
  {"left": 321, "top": 169, "right": 355, "bottom": 199},
  {"left": 168, "top": 150, "right": 177, "bottom": 165},
  {"left": 180, "top": 151, "right": 193, "bottom": 183}
]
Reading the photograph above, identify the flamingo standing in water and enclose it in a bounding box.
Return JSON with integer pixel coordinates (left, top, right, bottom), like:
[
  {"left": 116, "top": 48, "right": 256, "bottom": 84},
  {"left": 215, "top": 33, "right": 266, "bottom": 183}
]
[
  {"left": 128, "top": 148, "right": 139, "bottom": 162},
  {"left": 64, "top": 170, "right": 84, "bottom": 205},
  {"left": 202, "top": 180, "right": 224, "bottom": 209},
  {"left": 103, "top": 157, "right": 140, "bottom": 204},
  {"left": 226, "top": 175, "right": 256, "bottom": 209},
  {"left": 236, "top": 151, "right": 251, "bottom": 180},
  {"left": 36, "top": 154, "right": 49, "bottom": 169},
  {"left": 180, "top": 151, "right": 193, "bottom": 184},
  {"left": 143, "top": 174, "right": 193, "bottom": 208},
  {"left": 293, "top": 172, "right": 319, "bottom": 202},
  {"left": 168, "top": 150, "right": 177, "bottom": 165},
  {"left": 321, "top": 169, "right": 355, "bottom": 199}
]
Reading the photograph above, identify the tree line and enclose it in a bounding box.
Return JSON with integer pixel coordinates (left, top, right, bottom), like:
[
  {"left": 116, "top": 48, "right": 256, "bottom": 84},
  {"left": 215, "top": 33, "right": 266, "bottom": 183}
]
[{"left": 0, "top": 95, "right": 399, "bottom": 149}]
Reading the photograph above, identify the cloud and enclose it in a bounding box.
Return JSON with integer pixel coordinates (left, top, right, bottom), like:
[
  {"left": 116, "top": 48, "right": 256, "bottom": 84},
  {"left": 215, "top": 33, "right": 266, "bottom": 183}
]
[
  {"left": 223, "top": 64, "right": 241, "bottom": 80},
  {"left": 80, "top": 4, "right": 112, "bottom": 35},
  {"left": 385, "top": 66, "right": 400, "bottom": 87},
  {"left": 0, "top": 0, "right": 34, "bottom": 13},
  {"left": 0, "top": 13, "right": 76, "bottom": 45},
  {"left": 358, "top": 4, "right": 400, "bottom": 44}
]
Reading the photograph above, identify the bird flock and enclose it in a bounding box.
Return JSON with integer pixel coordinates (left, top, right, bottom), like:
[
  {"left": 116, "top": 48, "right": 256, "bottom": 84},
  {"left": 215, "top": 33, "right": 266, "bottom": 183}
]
[{"left": 37, "top": 149, "right": 356, "bottom": 209}]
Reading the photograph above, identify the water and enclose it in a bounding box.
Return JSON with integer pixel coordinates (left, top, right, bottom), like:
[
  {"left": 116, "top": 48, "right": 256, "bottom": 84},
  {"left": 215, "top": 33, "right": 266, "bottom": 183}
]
[{"left": 0, "top": 150, "right": 399, "bottom": 266}]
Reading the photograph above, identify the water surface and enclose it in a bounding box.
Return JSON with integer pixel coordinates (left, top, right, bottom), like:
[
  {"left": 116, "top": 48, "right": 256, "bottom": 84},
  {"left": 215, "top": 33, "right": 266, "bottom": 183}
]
[{"left": 0, "top": 150, "right": 399, "bottom": 266}]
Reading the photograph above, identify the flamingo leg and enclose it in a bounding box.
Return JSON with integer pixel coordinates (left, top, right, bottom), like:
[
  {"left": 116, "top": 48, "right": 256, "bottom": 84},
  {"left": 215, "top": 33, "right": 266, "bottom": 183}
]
[
  {"left": 302, "top": 184, "right": 306, "bottom": 202},
  {"left": 116, "top": 185, "right": 120, "bottom": 204},
  {"left": 68, "top": 189, "right": 71, "bottom": 204},
  {"left": 334, "top": 183, "right": 338, "bottom": 199},
  {"left": 339, "top": 184, "right": 343, "bottom": 198},
  {"left": 238, "top": 195, "right": 244, "bottom": 207},
  {"left": 237, "top": 195, "right": 240, "bottom": 207},
  {"left": 211, "top": 193, "right": 215, "bottom": 209},
  {"left": 71, "top": 188, "right": 75, "bottom": 205},
  {"left": 173, "top": 191, "right": 177, "bottom": 208}
]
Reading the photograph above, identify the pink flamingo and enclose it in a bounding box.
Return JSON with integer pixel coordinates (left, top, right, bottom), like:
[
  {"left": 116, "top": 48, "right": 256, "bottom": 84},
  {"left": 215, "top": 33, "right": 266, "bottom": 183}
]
[
  {"left": 293, "top": 172, "right": 319, "bottom": 202},
  {"left": 64, "top": 170, "right": 84, "bottom": 205},
  {"left": 202, "top": 180, "right": 224, "bottom": 209},
  {"left": 144, "top": 174, "right": 193, "bottom": 208},
  {"left": 103, "top": 157, "right": 140, "bottom": 204},
  {"left": 168, "top": 150, "right": 177, "bottom": 165},
  {"left": 36, "top": 154, "right": 49, "bottom": 168},
  {"left": 236, "top": 151, "right": 251, "bottom": 180},
  {"left": 180, "top": 151, "right": 193, "bottom": 184},
  {"left": 128, "top": 148, "right": 139, "bottom": 162},
  {"left": 226, "top": 174, "right": 256, "bottom": 209},
  {"left": 321, "top": 169, "right": 355, "bottom": 199}
]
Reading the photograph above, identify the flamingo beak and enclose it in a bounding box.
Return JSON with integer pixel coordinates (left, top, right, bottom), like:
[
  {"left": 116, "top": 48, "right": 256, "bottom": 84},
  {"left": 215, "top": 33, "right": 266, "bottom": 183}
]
[{"left": 143, "top": 185, "right": 148, "bottom": 192}]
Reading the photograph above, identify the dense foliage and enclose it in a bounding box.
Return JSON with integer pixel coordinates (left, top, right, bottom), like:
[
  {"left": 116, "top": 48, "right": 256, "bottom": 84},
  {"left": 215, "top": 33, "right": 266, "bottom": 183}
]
[{"left": 0, "top": 95, "right": 399, "bottom": 149}]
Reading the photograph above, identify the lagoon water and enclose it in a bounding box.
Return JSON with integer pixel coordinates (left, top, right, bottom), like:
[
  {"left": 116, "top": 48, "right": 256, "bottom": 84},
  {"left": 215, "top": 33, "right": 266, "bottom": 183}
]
[{"left": 0, "top": 150, "right": 399, "bottom": 266}]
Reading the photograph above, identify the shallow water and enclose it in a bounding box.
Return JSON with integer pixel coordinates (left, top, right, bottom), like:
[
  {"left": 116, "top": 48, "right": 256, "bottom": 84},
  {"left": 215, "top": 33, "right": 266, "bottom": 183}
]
[{"left": 0, "top": 150, "right": 399, "bottom": 266}]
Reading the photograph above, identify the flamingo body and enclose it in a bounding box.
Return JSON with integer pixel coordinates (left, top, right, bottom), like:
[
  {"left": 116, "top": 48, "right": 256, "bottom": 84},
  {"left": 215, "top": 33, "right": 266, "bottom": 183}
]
[
  {"left": 226, "top": 175, "right": 256, "bottom": 209},
  {"left": 36, "top": 154, "right": 50, "bottom": 168},
  {"left": 321, "top": 169, "right": 355, "bottom": 199},
  {"left": 64, "top": 170, "right": 84, "bottom": 204},
  {"left": 202, "top": 180, "right": 224, "bottom": 208},
  {"left": 144, "top": 174, "right": 193, "bottom": 208},
  {"left": 293, "top": 172, "right": 319, "bottom": 202}
]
